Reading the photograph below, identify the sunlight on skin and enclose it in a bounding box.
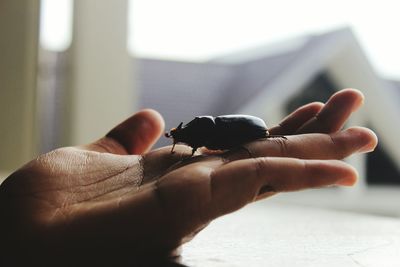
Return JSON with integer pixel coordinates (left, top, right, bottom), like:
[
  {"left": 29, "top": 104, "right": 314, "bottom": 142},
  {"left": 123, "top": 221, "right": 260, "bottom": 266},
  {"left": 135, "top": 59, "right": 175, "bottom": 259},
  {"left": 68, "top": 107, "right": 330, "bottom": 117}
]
[{"left": 0, "top": 89, "right": 378, "bottom": 265}]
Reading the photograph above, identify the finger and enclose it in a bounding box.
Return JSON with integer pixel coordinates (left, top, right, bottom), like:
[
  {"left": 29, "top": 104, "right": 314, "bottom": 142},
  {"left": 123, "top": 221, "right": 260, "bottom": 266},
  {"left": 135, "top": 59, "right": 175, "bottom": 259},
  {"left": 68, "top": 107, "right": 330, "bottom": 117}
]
[
  {"left": 225, "top": 127, "right": 378, "bottom": 161},
  {"left": 83, "top": 109, "right": 165, "bottom": 155},
  {"left": 269, "top": 102, "right": 324, "bottom": 135},
  {"left": 141, "top": 145, "right": 195, "bottom": 184},
  {"left": 296, "top": 88, "right": 364, "bottom": 134},
  {"left": 209, "top": 157, "right": 357, "bottom": 217}
]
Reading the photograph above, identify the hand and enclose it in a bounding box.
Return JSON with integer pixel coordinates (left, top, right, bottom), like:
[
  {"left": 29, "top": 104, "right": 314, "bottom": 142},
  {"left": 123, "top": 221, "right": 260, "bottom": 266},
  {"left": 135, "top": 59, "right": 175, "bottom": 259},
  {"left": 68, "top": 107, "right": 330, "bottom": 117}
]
[{"left": 0, "top": 89, "right": 377, "bottom": 266}]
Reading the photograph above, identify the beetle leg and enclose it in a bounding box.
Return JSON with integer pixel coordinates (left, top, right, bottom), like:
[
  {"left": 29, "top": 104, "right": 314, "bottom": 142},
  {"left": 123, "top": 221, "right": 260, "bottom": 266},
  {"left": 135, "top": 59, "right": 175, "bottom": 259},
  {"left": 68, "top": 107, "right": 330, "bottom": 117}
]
[
  {"left": 170, "top": 142, "right": 176, "bottom": 154},
  {"left": 191, "top": 147, "right": 197, "bottom": 157}
]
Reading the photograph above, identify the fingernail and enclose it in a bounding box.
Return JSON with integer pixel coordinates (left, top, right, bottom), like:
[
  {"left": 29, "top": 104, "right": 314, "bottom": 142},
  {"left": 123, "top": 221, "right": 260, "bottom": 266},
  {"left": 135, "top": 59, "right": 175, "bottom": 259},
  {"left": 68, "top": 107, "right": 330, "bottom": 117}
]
[
  {"left": 356, "top": 129, "right": 378, "bottom": 153},
  {"left": 358, "top": 144, "right": 375, "bottom": 153},
  {"left": 336, "top": 172, "right": 358, "bottom": 186},
  {"left": 352, "top": 90, "right": 365, "bottom": 112},
  {"left": 344, "top": 127, "right": 378, "bottom": 154},
  {"left": 336, "top": 178, "right": 356, "bottom": 186}
]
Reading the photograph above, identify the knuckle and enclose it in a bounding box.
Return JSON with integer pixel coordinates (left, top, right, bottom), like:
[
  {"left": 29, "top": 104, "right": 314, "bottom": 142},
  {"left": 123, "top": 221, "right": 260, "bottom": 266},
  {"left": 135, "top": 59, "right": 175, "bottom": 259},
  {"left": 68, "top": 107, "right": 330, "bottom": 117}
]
[
  {"left": 329, "top": 134, "right": 340, "bottom": 157},
  {"left": 277, "top": 121, "right": 291, "bottom": 133},
  {"left": 270, "top": 137, "right": 290, "bottom": 157},
  {"left": 209, "top": 169, "right": 217, "bottom": 201},
  {"left": 329, "top": 133, "right": 348, "bottom": 159},
  {"left": 301, "top": 160, "right": 326, "bottom": 188},
  {"left": 252, "top": 157, "right": 267, "bottom": 180},
  {"left": 314, "top": 113, "right": 332, "bottom": 133},
  {"left": 301, "top": 160, "right": 317, "bottom": 187},
  {"left": 239, "top": 158, "right": 268, "bottom": 204}
]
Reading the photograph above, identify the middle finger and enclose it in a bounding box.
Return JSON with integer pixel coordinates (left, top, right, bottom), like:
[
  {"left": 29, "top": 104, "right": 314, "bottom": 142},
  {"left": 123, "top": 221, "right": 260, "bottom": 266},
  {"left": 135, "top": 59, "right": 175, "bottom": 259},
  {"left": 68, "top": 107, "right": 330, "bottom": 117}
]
[{"left": 223, "top": 127, "right": 377, "bottom": 161}]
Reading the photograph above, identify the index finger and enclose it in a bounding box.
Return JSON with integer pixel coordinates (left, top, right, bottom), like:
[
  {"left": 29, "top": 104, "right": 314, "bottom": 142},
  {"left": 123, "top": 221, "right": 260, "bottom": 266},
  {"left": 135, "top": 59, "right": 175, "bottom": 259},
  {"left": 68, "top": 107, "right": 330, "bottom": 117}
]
[
  {"left": 269, "top": 88, "right": 364, "bottom": 136},
  {"left": 296, "top": 88, "right": 364, "bottom": 134}
]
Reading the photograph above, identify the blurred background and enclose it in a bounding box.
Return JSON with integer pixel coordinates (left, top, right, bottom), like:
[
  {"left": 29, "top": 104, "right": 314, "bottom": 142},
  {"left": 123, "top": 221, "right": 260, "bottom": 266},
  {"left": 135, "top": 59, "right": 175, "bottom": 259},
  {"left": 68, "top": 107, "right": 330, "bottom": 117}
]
[{"left": 1, "top": 0, "right": 399, "bottom": 216}]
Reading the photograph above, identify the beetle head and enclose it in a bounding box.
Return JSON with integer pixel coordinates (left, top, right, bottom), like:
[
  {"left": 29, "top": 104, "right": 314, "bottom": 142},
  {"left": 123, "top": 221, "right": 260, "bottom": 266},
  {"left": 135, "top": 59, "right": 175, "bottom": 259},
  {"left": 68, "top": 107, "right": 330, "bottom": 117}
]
[{"left": 164, "top": 122, "right": 183, "bottom": 139}]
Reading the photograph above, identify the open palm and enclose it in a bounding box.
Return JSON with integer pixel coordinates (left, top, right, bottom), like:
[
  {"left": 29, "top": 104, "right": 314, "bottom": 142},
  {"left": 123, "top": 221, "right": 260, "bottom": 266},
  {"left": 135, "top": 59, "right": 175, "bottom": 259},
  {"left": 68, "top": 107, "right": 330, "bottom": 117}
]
[{"left": 0, "top": 89, "right": 377, "bottom": 266}]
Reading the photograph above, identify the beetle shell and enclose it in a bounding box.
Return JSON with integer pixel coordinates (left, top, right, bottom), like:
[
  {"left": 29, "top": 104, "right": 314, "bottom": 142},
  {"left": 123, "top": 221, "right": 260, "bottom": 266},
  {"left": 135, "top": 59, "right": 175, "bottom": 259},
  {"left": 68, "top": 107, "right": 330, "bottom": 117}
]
[
  {"left": 165, "top": 115, "right": 270, "bottom": 155},
  {"left": 207, "top": 115, "right": 268, "bottom": 149}
]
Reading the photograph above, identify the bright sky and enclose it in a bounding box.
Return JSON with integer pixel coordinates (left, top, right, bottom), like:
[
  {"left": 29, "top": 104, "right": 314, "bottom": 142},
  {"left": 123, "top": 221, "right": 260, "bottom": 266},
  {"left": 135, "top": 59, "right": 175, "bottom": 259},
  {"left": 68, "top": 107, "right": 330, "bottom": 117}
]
[
  {"left": 129, "top": 0, "right": 400, "bottom": 79},
  {"left": 40, "top": 0, "right": 400, "bottom": 79}
]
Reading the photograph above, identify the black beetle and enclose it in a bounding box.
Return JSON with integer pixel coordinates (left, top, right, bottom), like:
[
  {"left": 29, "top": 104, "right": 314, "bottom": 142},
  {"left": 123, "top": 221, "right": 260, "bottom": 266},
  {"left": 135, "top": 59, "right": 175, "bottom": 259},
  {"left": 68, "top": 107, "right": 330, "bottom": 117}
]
[{"left": 165, "top": 115, "right": 285, "bottom": 156}]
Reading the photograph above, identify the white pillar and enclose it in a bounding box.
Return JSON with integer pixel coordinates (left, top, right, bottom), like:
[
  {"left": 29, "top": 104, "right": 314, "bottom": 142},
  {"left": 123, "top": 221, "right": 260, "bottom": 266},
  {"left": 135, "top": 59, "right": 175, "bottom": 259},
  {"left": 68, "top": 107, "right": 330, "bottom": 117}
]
[
  {"left": 0, "top": 0, "right": 40, "bottom": 176},
  {"left": 68, "top": 0, "right": 135, "bottom": 145}
]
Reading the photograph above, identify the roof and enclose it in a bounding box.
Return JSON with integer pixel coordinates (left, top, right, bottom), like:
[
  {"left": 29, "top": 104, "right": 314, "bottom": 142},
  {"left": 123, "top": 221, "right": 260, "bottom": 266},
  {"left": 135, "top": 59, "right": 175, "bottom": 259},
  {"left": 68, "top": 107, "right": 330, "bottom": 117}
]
[
  {"left": 136, "top": 28, "right": 400, "bottom": 171},
  {"left": 136, "top": 32, "right": 311, "bottom": 146},
  {"left": 136, "top": 59, "right": 235, "bottom": 147}
]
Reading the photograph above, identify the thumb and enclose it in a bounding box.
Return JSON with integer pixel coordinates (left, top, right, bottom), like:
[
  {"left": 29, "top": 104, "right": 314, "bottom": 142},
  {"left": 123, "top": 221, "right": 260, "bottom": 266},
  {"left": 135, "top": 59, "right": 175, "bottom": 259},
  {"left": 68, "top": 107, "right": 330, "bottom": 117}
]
[{"left": 84, "top": 109, "right": 165, "bottom": 155}]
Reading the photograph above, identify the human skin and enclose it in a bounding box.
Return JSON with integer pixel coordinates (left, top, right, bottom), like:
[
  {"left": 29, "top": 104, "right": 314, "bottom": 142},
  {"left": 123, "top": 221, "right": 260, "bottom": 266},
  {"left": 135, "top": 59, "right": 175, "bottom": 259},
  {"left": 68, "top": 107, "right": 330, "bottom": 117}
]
[{"left": 0, "top": 89, "right": 377, "bottom": 266}]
